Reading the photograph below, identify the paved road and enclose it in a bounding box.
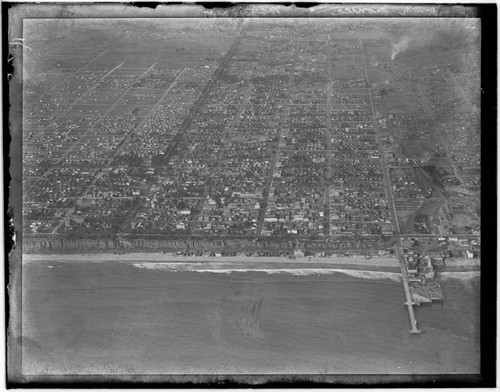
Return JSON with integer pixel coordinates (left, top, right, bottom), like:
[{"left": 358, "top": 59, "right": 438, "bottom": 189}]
[
  {"left": 256, "top": 40, "right": 300, "bottom": 236},
  {"left": 358, "top": 34, "right": 421, "bottom": 333},
  {"left": 187, "top": 82, "right": 255, "bottom": 239},
  {"left": 323, "top": 34, "right": 334, "bottom": 237}
]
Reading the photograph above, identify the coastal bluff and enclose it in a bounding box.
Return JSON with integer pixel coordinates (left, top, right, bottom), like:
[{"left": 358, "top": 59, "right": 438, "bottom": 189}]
[{"left": 21, "top": 235, "right": 388, "bottom": 254}]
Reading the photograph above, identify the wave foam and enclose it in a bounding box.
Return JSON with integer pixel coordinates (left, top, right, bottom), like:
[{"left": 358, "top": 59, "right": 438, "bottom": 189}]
[{"left": 132, "top": 263, "right": 401, "bottom": 282}]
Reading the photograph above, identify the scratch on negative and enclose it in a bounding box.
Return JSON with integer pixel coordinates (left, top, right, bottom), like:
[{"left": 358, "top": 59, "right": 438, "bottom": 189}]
[{"left": 9, "top": 42, "right": 32, "bottom": 50}]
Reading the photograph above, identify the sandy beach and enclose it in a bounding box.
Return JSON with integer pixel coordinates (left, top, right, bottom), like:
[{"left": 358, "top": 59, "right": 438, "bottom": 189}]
[
  {"left": 23, "top": 252, "right": 401, "bottom": 268},
  {"left": 22, "top": 252, "right": 481, "bottom": 276}
]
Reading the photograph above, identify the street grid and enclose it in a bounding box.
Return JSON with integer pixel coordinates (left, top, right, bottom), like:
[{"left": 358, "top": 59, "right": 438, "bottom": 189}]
[{"left": 23, "top": 23, "right": 480, "bottom": 258}]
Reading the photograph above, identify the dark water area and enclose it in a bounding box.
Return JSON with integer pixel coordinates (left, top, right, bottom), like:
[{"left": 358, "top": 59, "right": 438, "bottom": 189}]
[{"left": 21, "top": 261, "right": 480, "bottom": 375}]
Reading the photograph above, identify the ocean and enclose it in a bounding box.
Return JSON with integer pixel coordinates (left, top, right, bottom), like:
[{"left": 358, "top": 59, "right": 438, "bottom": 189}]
[{"left": 21, "top": 260, "right": 480, "bottom": 375}]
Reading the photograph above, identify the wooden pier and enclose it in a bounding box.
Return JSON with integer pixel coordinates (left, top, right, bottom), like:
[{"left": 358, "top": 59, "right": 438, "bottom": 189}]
[{"left": 399, "top": 258, "right": 422, "bottom": 334}]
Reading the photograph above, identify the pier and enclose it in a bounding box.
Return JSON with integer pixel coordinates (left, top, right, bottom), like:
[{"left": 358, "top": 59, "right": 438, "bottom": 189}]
[
  {"left": 358, "top": 34, "right": 421, "bottom": 335},
  {"left": 399, "top": 257, "right": 422, "bottom": 334}
]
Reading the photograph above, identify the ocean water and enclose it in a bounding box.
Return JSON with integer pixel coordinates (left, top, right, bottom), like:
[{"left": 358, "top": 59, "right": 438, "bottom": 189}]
[{"left": 21, "top": 260, "right": 480, "bottom": 375}]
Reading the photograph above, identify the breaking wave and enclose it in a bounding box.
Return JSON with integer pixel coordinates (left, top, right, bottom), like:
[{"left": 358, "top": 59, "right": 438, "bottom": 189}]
[{"left": 132, "top": 263, "right": 401, "bottom": 282}]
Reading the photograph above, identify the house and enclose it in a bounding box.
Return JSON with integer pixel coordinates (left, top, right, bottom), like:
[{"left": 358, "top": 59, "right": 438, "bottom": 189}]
[{"left": 71, "top": 216, "right": 85, "bottom": 225}]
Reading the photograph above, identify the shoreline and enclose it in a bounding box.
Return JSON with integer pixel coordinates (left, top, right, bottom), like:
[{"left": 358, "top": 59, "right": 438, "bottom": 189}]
[
  {"left": 22, "top": 252, "right": 480, "bottom": 275},
  {"left": 24, "top": 252, "right": 400, "bottom": 265}
]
